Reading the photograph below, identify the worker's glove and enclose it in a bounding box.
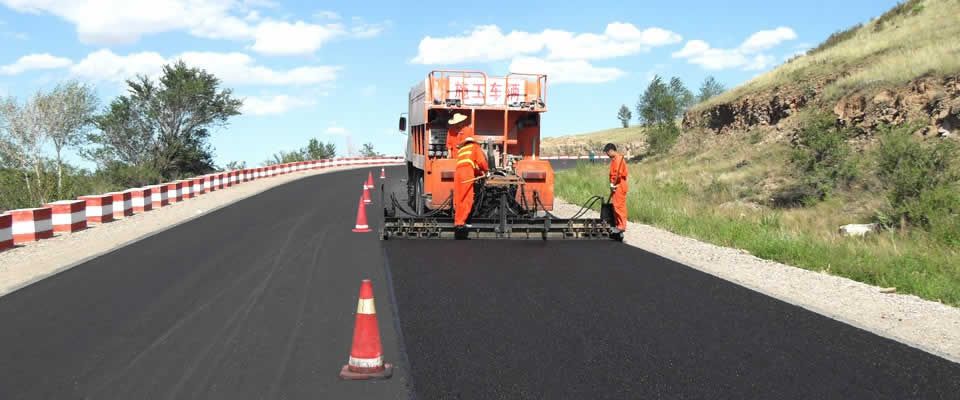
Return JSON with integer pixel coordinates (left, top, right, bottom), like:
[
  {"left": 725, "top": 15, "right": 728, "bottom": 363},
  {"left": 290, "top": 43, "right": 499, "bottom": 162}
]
[{"left": 609, "top": 183, "right": 617, "bottom": 192}]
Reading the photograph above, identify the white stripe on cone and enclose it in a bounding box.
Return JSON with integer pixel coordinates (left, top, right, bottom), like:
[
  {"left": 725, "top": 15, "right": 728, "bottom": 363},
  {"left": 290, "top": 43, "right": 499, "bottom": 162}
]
[
  {"left": 348, "top": 355, "right": 384, "bottom": 368},
  {"left": 356, "top": 298, "right": 376, "bottom": 314}
]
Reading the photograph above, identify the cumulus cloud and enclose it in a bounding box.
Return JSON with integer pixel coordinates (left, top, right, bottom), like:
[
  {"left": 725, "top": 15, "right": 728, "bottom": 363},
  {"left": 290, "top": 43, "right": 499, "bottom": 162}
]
[
  {"left": 241, "top": 94, "right": 314, "bottom": 115},
  {"left": 672, "top": 27, "right": 796, "bottom": 71},
  {"left": 412, "top": 23, "right": 681, "bottom": 64},
  {"left": 0, "top": 53, "right": 73, "bottom": 75},
  {"left": 0, "top": 0, "right": 382, "bottom": 55},
  {"left": 250, "top": 20, "right": 344, "bottom": 56},
  {"left": 69, "top": 49, "right": 339, "bottom": 85},
  {"left": 508, "top": 57, "right": 624, "bottom": 84}
]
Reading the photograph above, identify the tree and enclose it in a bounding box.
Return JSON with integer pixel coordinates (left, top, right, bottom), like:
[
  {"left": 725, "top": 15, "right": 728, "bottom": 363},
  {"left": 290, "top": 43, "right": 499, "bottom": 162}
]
[
  {"left": 668, "top": 77, "right": 695, "bottom": 113},
  {"left": 617, "top": 105, "right": 632, "bottom": 128},
  {"left": 88, "top": 60, "right": 243, "bottom": 181},
  {"left": 36, "top": 81, "right": 98, "bottom": 196},
  {"left": 697, "top": 76, "right": 725, "bottom": 103},
  {"left": 359, "top": 142, "right": 380, "bottom": 157},
  {"left": 225, "top": 161, "right": 246, "bottom": 170},
  {"left": 636, "top": 75, "right": 692, "bottom": 127},
  {"left": 305, "top": 138, "right": 336, "bottom": 160},
  {"left": 0, "top": 94, "right": 49, "bottom": 204}
]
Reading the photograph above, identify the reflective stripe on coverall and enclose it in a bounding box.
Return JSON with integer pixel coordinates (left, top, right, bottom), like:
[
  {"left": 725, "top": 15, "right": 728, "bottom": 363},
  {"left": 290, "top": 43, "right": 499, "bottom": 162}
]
[
  {"left": 609, "top": 154, "right": 628, "bottom": 231},
  {"left": 454, "top": 142, "right": 489, "bottom": 226}
]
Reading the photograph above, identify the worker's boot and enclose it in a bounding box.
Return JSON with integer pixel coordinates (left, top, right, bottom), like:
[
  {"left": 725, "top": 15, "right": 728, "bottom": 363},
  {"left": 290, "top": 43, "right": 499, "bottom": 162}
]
[{"left": 454, "top": 225, "right": 468, "bottom": 240}]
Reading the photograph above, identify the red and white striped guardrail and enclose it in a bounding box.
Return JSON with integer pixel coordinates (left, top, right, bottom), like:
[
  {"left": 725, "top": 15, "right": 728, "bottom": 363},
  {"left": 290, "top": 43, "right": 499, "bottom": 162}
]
[
  {"left": 0, "top": 156, "right": 404, "bottom": 252},
  {"left": 78, "top": 195, "right": 114, "bottom": 224},
  {"left": 47, "top": 200, "right": 87, "bottom": 233},
  {"left": 109, "top": 191, "right": 134, "bottom": 219},
  {"left": 0, "top": 214, "right": 12, "bottom": 251},
  {"left": 8, "top": 208, "right": 53, "bottom": 244}
]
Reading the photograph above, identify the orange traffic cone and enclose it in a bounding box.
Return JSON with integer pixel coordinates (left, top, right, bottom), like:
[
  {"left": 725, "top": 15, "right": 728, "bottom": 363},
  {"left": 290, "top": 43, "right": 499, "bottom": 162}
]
[
  {"left": 379, "top": 167, "right": 386, "bottom": 179},
  {"left": 352, "top": 196, "right": 371, "bottom": 233},
  {"left": 366, "top": 171, "right": 374, "bottom": 190},
  {"left": 340, "top": 279, "right": 393, "bottom": 380},
  {"left": 362, "top": 183, "right": 372, "bottom": 205}
]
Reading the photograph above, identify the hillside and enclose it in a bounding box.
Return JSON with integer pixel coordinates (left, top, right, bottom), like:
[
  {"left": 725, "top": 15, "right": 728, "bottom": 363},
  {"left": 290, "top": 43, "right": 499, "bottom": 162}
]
[
  {"left": 540, "top": 126, "right": 647, "bottom": 157},
  {"left": 553, "top": 0, "right": 960, "bottom": 306},
  {"left": 685, "top": 0, "right": 960, "bottom": 136}
]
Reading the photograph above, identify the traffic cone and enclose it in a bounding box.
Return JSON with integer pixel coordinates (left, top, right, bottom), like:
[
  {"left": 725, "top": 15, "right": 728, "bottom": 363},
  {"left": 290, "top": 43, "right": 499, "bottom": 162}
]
[
  {"left": 340, "top": 279, "right": 393, "bottom": 380},
  {"left": 366, "top": 171, "right": 374, "bottom": 190},
  {"left": 362, "top": 183, "right": 372, "bottom": 205},
  {"left": 379, "top": 167, "right": 386, "bottom": 179},
  {"left": 352, "top": 196, "right": 371, "bottom": 233}
]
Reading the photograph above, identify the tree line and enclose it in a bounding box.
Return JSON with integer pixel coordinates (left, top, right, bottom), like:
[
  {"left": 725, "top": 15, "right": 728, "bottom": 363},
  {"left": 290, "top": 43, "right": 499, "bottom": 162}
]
[
  {"left": 617, "top": 75, "right": 725, "bottom": 155},
  {"left": 0, "top": 61, "right": 244, "bottom": 210}
]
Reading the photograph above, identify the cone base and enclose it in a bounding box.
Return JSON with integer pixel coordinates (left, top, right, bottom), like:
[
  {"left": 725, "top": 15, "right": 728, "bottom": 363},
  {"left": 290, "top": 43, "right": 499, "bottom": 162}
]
[
  {"left": 352, "top": 227, "right": 372, "bottom": 233},
  {"left": 339, "top": 363, "right": 393, "bottom": 380}
]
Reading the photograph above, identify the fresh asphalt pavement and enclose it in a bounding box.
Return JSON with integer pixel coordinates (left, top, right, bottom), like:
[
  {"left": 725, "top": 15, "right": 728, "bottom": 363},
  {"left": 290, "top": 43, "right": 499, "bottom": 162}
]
[
  {"left": 0, "top": 168, "right": 409, "bottom": 400},
  {"left": 0, "top": 165, "right": 957, "bottom": 400}
]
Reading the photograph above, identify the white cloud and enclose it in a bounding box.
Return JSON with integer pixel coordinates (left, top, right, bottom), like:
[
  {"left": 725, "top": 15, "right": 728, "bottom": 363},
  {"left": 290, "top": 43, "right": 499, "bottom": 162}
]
[
  {"left": 0, "top": 1, "right": 382, "bottom": 54},
  {"left": 508, "top": 57, "right": 624, "bottom": 84},
  {"left": 69, "top": 49, "right": 339, "bottom": 86},
  {"left": 739, "top": 27, "right": 797, "bottom": 54},
  {"left": 241, "top": 94, "right": 314, "bottom": 115},
  {"left": 672, "top": 27, "right": 796, "bottom": 71},
  {"left": 0, "top": 53, "right": 73, "bottom": 75},
  {"left": 250, "top": 20, "right": 344, "bottom": 56},
  {"left": 412, "top": 23, "right": 681, "bottom": 64},
  {"left": 70, "top": 49, "right": 166, "bottom": 81},
  {"left": 325, "top": 126, "right": 348, "bottom": 136}
]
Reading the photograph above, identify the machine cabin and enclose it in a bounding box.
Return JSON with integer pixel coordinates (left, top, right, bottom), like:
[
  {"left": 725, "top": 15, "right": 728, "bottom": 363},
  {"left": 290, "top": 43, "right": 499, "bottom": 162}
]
[{"left": 401, "top": 70, "right": 554, "bottom": 212}]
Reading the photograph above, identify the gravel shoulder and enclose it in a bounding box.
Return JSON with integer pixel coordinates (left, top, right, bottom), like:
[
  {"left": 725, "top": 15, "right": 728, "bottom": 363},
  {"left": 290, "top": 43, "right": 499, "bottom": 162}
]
[
  {"left": 0, "top": 165, "right": 369, "bottom": 298},
  {"left": 553, "top": 199, "right": 960, "bottom": 364}
]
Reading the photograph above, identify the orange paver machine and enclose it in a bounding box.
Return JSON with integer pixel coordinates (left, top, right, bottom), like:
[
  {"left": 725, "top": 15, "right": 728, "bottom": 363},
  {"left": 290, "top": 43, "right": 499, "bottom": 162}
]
[{"left": 382, "top": 70, "right": 612, "bottom": 239}]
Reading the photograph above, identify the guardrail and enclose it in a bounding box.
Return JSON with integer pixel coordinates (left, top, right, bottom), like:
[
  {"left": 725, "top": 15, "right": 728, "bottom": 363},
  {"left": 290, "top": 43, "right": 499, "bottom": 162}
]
[{"left": 0, "top": 156, "right": 405, "bottom": 251}]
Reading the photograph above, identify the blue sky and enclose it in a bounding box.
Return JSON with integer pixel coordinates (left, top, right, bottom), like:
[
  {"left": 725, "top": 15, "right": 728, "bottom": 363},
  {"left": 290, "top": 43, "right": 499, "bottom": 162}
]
[{"left": 0, "top": 0, "right": 899, "bottom": 167}]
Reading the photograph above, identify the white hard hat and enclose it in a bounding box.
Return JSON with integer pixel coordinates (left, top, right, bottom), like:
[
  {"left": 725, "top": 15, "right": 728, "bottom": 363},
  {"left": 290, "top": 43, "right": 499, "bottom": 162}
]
[{"left": 448, "top": 113, "right": 468, "bottom": 125}]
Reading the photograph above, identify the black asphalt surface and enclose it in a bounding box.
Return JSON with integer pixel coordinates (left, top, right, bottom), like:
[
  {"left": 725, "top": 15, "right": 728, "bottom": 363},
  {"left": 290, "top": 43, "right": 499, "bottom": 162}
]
[
  {"left": 1, "top": 164, "right": 958, "bottom": 400},
  {"left": 0, "top": 168, "right": 409, "bottom": 400}
]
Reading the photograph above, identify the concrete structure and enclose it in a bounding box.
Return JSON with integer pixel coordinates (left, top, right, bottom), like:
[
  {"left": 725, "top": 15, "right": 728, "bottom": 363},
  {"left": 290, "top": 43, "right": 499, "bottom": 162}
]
[
  {"left": 128, "top": 188, "right": 153, "bottom": 213},
  {"left": 109, "top": 191, "right": 133, "bottom": 218},
  {"left": 8, "top": 207, "right": 53, "bottom": 244},
  {"left": 78, "top": 195, "right": 114, "bottom": 224},
  {"left": 47, "top": 200, "right": 87, "bottom": 233}
]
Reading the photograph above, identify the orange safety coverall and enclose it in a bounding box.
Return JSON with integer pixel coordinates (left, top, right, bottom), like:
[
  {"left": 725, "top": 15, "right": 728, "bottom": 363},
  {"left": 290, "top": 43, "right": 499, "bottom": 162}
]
[
  {"left": 454, "top": 142, "right": 489, "bottom": 226},
  {"left": 446, "top": 124, "right": 474, "bottom": 155},
  {"left": 609, "top": 154, "right": 628, "bottom": 231}
]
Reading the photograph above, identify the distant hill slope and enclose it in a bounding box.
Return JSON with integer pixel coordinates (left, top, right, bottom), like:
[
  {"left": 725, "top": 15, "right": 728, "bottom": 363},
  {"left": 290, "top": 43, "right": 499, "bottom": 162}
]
[
  {"left": 685, "top": 0, "right": 960, "bottom": 137},
  {"left": 541, "top": 126, "right": 647, "bottom": 157}
]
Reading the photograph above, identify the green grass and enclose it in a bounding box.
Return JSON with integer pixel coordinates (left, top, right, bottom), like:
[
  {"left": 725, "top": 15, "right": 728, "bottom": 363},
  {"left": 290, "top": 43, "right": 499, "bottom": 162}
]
[{"left": 556, "top": 154, "right": 960, "bottom": 307}]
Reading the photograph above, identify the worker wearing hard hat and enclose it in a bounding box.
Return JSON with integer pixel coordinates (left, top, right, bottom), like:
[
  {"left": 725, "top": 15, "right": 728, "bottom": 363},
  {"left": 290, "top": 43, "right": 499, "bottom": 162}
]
[
  {"left": 446, "top": 112, "right": 474, "bottom": 154},
  {"left": 454, "top": 136, "right": 489, "bottom": 239},
  {"left": 605, "top": 143, "right": 628, "bottom": 238}
]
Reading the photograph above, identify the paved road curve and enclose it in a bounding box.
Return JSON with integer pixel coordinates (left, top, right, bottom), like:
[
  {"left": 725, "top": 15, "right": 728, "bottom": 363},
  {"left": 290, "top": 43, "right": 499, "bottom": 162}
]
[
  {"left": 0, "top": 168, "right": 409, "bottom": 400},
  {"left": 1, "top": 165, "right": 958, "bottom": 399}
]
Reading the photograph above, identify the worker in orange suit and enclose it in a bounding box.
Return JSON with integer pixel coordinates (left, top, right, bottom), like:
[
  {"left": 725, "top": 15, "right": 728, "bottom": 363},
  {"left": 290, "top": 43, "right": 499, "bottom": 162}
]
[
  {"left": 454, "top": 136, "right": 489, "bottom": 239},
  {"left": 446, "top": 112, "right": 474, "bottom": 155},
  {"left": 604, "top": 143, "right": 628, "bottom": 239}
]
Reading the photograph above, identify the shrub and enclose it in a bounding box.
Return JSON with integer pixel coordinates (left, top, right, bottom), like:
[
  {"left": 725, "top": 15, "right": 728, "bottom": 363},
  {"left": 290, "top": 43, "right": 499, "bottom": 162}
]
[
  {"left": 788, "top": 113, "right": 858, "bottom": 203},
  {"left": 646, "top": 124, "right": 681, "bottom": 155},
  {"left": 876, "top": 125, "right": 958, "bottom": 243}
]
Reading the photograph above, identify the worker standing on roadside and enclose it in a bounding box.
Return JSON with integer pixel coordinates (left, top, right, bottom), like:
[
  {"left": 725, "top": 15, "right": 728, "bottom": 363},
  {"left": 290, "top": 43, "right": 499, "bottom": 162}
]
[
  {"left": 454, "top": 136, "right": 489, "bottom": 239},
  {"left": 605, "top": 143, "right": 628, "bottom": 237},
  {"left": 446, "top": 112, "right": 473, "bottom": 155}
]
